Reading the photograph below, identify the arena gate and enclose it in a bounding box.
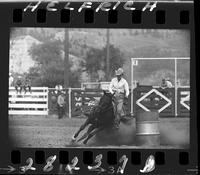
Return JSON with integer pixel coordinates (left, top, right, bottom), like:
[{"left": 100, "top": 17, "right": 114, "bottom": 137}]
[{"left": 9, "top": 87, "right": 48, "bottom": 115}]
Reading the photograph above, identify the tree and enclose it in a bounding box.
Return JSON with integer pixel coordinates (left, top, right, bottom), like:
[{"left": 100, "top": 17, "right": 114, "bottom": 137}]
[
  {"left": 28, "top": 40, "right": 80, "bottom": 87},
  {"left": 84, "top": 44, "right": 124, "bottom": 81}
]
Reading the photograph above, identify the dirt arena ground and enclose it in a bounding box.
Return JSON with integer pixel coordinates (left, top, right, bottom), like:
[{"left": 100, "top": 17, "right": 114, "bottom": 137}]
[{"left": 9, "top": 115, "right": 189, "bottom": 148}]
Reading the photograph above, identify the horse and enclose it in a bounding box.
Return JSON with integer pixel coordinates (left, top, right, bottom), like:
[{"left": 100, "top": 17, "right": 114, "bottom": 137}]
[{"left": 71, "top": 90, "right": 116, "bottom": 145}]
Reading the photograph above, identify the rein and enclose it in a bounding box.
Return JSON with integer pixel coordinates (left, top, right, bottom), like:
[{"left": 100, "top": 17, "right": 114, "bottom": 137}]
[
  {"left": 99, "top": 104, "right": 113, "bottom": 114},
  {"left": 97, "top": 96, "right": 114, "bottom": 114}
]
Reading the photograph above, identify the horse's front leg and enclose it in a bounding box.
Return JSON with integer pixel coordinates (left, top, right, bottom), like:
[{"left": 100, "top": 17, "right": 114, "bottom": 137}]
[
  {"left": 72, "top": 119, "right": 89, "bottom": 141},
  {"left": 77, "top": 123, "right": 96, "bottom": 143},
  {"left": 83, "top": 126, "right": 104, "bottom": 145}
]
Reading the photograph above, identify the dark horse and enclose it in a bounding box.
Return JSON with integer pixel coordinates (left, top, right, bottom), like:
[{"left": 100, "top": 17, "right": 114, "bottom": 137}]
[{"left": 72, "top": 91, "right": 115, "bottom": 145}]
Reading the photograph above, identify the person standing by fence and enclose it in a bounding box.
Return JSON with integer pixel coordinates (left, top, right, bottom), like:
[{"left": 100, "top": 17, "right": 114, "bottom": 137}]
[
  {"left": 15, "top": 75, "right": 23, "bottom": 94},
  {"left": 24, "top": 77, "right": 32, "bottom": 94},
  {"left": 109, "top": 68, "right": 129, "bottom": 129},
  {"left": 160, "top": 78, "right": 173, "bottom": 89},
  {"left": 9, "top": 73, "right": 14, "bottom": 87},
  {"left": 57, "top": 92, "right": 66, "bottom": 119}
]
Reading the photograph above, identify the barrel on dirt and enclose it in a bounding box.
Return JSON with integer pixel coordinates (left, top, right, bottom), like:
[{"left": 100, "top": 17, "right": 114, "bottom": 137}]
[{"left": 136, "top": 111, "right": 160, "bottom": 146}]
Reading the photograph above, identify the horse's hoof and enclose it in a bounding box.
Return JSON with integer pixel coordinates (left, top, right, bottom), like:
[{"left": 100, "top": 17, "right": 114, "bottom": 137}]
[
  {"left": 83, "top": 141, "right": 87, "bottom": 145},
  {"left": 71, "top": 135, "right": 76, "bottom": 142},
  {"left": 71, "top": 139, "right": 76, "bottom": 143}
]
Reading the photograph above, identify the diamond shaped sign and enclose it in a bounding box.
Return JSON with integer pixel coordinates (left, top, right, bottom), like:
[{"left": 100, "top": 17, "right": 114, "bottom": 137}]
[{"left": 136, "top": 89, "right": 172, "bottom": 113}]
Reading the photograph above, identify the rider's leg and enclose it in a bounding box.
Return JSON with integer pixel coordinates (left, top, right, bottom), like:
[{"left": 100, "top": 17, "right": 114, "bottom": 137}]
[{"left": 114, "top": 99, "right": 123, "bottom": 129}]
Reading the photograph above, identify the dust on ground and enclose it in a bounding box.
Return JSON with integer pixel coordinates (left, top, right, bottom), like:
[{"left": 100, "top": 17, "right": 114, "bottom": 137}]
[{"left": 9, "top": 115, "right": 189, "bottom": 148}]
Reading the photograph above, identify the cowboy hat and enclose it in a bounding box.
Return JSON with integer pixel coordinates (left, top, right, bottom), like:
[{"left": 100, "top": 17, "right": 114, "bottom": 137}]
[{"left": 115, "top": 68, "right": 124, "bottom": 76}]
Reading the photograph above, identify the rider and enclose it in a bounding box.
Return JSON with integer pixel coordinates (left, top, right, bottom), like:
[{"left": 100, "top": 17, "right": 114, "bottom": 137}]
[{"left": 109, "top": 68, "right": 129, "bottom": 129}]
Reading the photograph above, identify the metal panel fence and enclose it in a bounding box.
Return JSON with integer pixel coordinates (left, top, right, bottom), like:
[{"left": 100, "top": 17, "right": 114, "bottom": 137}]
[
  {"left": 177, "top": 87, "right": 190, "bottom": 116},
  {"left": 133, "top": 86, "right": 175, "bottom": 117},
  {"left": 132, "top": 86, "right": 189, "bottom": 117}
]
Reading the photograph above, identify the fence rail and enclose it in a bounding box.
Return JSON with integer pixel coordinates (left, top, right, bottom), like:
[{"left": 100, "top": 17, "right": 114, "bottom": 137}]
[
  {"left": 9, "top": 87, "right": 48, "bottom": 116},
  {"left": 9, "top": 86, "right": 190, "bottom": 117}
]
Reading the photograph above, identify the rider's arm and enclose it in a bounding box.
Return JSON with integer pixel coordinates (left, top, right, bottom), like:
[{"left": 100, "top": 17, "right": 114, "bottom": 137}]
[
  {"left": 124, "top": 80, "right": 129, "bottom": 98},
  {"left": 109, "top": 79, "right": 114, "bottom": 94}
]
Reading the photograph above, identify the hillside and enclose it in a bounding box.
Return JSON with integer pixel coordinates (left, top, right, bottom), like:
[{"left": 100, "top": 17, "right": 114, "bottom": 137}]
[{"left": 10, "top": 28, "right": 190, "bottom": 87}]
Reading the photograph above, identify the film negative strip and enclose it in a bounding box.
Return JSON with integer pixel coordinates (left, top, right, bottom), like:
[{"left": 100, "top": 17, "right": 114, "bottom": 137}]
[{"left": 0, "top": 0, "right": 198, "bottom": 174}]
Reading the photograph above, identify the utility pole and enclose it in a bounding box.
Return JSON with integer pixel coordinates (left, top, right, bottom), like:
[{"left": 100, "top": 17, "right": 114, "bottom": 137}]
[
  {"left": 106, "top": 29, "right": 110, "bottom": 81},
  {"left": 64, "top": 29, "right": 70, "bottom": 117},
  {"left": 64, "top": 28, "right": 70, "bottom": 88}
]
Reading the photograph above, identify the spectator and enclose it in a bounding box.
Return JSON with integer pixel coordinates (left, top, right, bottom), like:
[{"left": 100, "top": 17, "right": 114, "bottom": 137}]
[
  {"left": 24, "top": 77, "right": 32, "bottom": 94},
  {"left": 165, "top": 78, "right": 173, "bottom": 88},
  {"left": 55, "top": 85, "right": 59, "bottom": 94},
  {"left": 160, "top": 78, "right": 173, "bottom": 89},
  {"left": 55, "top": 84, "right": 63, "bottom": 94},
  {"left": 15, "top": 75, "right": 23, "bottom": 94},
  {"left": 160, "top": 78, "right": 173, "bottom": 98},
  {"left": 9, "top": 73, "right": 14, "bottom": 87},
  {"left": 57, "top": 92, "right": 65, "bottom": 119}
]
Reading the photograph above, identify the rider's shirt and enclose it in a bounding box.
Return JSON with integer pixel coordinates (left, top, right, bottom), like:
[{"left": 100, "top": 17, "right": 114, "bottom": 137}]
[{"left": 109, "top": 77, "right": 129, "bottom": 97}]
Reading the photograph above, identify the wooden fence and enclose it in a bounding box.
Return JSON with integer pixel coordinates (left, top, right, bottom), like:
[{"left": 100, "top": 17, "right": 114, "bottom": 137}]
[{"left": 9, "top": 87, "right": 48, "bottom": 115}]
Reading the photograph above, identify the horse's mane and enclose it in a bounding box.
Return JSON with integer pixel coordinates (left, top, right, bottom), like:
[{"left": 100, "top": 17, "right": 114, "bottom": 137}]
[
  {"left": 84, "top": 91, "right": 113, "bottom": 119},
  {"left": 98, "top": 92, "right": 113, "bottom": 113}
]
